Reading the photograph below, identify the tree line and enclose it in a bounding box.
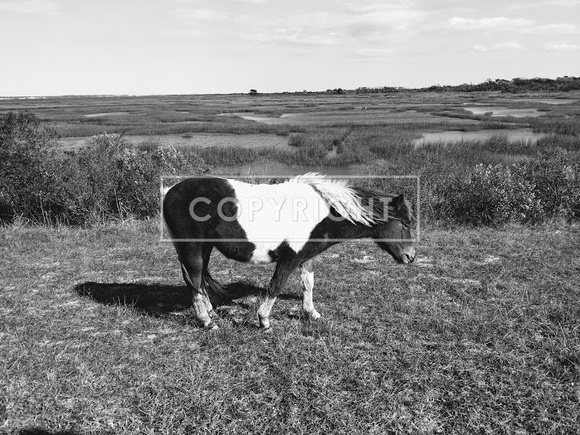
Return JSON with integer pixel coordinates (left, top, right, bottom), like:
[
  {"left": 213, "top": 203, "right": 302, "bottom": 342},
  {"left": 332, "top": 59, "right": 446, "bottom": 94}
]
[{"left": 309, "top": 77, "right": 580, "bottom": 95}]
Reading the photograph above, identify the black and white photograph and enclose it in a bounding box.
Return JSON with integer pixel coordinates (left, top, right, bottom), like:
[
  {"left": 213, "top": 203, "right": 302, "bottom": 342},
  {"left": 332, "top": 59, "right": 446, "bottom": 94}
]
[{"left": 1, "top": 0, "right": 579, "bottom": 433}]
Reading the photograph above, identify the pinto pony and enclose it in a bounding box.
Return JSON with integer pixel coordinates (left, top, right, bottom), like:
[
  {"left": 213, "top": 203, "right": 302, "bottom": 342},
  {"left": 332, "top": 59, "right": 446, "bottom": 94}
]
[{"left": 163, "top": 173, "right": 416, "bottom": 329}]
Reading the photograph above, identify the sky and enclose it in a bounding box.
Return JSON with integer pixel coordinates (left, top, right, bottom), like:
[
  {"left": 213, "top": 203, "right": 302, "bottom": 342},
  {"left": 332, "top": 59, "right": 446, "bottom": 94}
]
[{"left": 0, "top": 0, "right": 579, "bottom": 96}]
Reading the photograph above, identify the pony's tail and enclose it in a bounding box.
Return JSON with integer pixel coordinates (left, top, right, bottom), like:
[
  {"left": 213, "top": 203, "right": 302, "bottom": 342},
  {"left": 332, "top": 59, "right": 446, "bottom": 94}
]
[{"left": 202, "top": 269, "right": 229, "bottom": 304}]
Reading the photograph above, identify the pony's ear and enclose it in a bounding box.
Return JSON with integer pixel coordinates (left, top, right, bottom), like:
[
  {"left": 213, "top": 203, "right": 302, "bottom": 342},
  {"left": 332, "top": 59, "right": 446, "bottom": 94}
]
[
  {"left": 391, "top": 194, "right": 405, "bottom": 211},
  {"left": 390, "top": 194, "right": 414, "bottom": 225}
]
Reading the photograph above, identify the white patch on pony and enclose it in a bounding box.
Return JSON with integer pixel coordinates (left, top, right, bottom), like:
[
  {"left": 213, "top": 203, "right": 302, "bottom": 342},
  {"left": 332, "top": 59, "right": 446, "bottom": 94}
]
[
  {"left": 227, "top": 179, "right": 331, "bottom": 262},
  {"left": 248, "top": 250, "right": 275, "bottom": 264}
]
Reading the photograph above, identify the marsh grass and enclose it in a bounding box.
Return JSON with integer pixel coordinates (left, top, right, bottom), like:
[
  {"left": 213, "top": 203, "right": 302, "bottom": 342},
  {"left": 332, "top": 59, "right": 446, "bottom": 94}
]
[
  {"left": 164, "top": 128, "right": 576, "bottom": 171},
  {"left": 1, "top": 221, "right": 579, "bottom": 434}
]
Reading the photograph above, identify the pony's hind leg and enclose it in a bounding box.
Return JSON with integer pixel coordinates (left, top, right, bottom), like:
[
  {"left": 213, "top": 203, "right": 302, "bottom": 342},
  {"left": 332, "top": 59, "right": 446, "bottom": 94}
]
[
  {"left": 178, "top": 244, "right": 217, "bottom": 329},
  {"left": 257, "top": 296, "right": 277, "bottom": 330},
  {"left": 300, "top": 260, "right": 321, "bottom": 321}
]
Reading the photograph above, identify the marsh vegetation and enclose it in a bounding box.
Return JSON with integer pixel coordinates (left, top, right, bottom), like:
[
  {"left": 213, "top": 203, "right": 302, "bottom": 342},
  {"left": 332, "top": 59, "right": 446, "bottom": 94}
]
[{"left": 2, "top": 91, "right": 579, "bottom": 225}]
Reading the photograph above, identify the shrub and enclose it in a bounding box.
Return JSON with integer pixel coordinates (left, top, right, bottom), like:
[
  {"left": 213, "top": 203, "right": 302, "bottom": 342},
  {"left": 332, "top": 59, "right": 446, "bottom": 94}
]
[
  {"left": 0, "top": 112, "right": 209, "bottom": 225},
  {"left": 44, "top": 134, "right": 209, "bottom": 225},
  {"left": 435, "top": 164, "right": 539, "bottom": 226},
  {"left": 0, "top": 112, "right": 59, "bottom": 223},
  {"left": 520, "top": 149, "right": 580, "bottom": 220},
  {"left": 434, "top": 150, "right": 580, "bottom": 226}
]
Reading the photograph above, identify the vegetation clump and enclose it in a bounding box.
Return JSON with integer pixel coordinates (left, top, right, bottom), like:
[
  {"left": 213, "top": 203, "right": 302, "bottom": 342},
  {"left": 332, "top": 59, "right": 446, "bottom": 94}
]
[
  {"left": 0, "top": 113, "right": 209, "bottom": 225},
  {"left": 434, "top": 156, "right": 575, "bottom": 225}
]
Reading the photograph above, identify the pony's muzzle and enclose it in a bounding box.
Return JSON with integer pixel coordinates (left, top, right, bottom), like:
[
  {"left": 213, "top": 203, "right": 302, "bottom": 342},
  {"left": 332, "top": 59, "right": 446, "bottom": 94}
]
[{"left": 402, "top": 247, "right": 416, "bottom": 264}]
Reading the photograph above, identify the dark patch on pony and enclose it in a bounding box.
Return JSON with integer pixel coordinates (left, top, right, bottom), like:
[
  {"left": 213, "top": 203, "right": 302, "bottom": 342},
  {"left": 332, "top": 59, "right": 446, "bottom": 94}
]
[{"left": 163, "top": 176, "right": 258, "bottom": 300}]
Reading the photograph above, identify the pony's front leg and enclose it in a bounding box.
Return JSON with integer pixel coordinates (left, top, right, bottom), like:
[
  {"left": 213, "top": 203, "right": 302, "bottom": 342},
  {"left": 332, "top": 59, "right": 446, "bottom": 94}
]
[
  {"left": 258, "top": 261, "right": 295, "bottom": 329},
  {"left": 257, "top": 295, "right": 277, "bottom": 330},
  {"left": 300, "top": 260, "right": 321, "bottom": 321}
]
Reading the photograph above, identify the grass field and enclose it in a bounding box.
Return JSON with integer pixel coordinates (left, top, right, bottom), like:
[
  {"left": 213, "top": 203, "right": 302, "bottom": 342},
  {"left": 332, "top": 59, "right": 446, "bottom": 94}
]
[
  {"left": 1, "top": 220, "right": 579, "bottom": 434},
  {"left": 1, "top": 91, "right": 579, "bottom": 434}
]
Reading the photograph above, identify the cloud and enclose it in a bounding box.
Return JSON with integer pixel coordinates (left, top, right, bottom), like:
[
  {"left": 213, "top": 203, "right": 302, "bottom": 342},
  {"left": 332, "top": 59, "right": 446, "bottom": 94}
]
[
  {"left": 178, "top": 9, "right": 227, "bottom": 22},
  {"left": 243, "top": 3, "right": 427, "bottom": 49},
  {"left": 176, "top": 0, "right": 267, "bottom": 4},
  {"left": 506, "top": 0, "right": 580, "bottom": 12},
  {"left": 447, "top": 16, "right": 534, "bottom": 31},
  {"left": 345, "top": 10, "right": 427, "bottom": 38},
  {"left": 0, "top": 0, "right": 58, "bottom": 15},
  {"left": 446, "top": 16, "right": 580, "bottom": 35},
  {"left": 472, "top": 41, "right": 524, "bottom": 52},
  {"left": 544, "top": 42, "right": 580, "bottom": 51},
  {"left": 495, "top": 41, "right": 524, "bottom": 50},
  {"left": 343, "top": 2, "right": 428, "bottom": 33},
  {"left": 531, "top": 23, "right": 580, "bottom": 34},
  {"left": 243, "top": 27, "right": 339, "bottom": 46},
  {"left": 240, "top": 12, "right": 340, "bottom": 47},
  {"left": 237, "top": 3, "right": 429, "bottom": 61},
  {"left": 544, "top": 0, "right": 580, "bottom": 5},
  {"left": 169, "top": 4, "right": 230, "bottom": 38},
  {"left": 163, "top": 28, "right": 202, "bottom": 39},
  {"left": 353, "top": 47, "right": 398, "bottom": 58}
]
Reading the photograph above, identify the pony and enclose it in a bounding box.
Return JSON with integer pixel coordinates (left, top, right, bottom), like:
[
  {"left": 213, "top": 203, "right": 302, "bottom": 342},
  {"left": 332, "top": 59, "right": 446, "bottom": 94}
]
[{"left": 162, "top": 173, "right": 416, "bottom": 329}]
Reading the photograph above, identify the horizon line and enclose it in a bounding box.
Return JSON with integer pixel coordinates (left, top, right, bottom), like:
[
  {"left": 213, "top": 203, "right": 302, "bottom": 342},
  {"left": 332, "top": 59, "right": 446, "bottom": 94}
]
[{"left": 2, "top": 75, "right": 578, "bottom": 100}]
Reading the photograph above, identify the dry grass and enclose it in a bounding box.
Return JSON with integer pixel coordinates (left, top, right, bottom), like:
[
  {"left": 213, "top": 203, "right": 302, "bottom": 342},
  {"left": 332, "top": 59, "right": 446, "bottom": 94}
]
[{"left": 1, "top": 220, "right": 579, "bottom": 434}]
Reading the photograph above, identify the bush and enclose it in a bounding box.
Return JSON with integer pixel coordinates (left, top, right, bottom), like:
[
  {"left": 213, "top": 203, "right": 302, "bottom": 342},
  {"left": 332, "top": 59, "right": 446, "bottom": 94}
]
[
  {"left": 44, "top": 133, "right": 209, "bottom": 225},
  {"left": 0, "top": 112, "right": 209, "bottom": 225},
  {"left": 435, "top": 150, "right": 580, "bottom": 226},
  {"left": 521, "top": 149, "right": 580, "bottom": 220},
  {"left": 0, "top": 112, "right": 59, "bottom": 223},
  {"left": 435, "top": 164, "right": 539, "bottom": 226}
]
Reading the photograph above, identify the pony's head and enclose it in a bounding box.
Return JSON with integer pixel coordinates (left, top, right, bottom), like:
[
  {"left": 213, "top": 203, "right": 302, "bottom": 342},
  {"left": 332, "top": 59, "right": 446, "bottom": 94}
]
[{"left": 374, "top": 194, "right": 416, "bottom": 264}]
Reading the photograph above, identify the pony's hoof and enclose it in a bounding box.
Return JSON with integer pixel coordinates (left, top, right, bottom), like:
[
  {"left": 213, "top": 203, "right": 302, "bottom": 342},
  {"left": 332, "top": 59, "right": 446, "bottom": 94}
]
[
  {"left": 304, "top": 310, "right": 321, "bottom": 321},
  {"left": 205, "top": 321, "right": 219, "bottom": 331},
  {"left": 258, "top": 317, "right": 271, "bottom": 330}
]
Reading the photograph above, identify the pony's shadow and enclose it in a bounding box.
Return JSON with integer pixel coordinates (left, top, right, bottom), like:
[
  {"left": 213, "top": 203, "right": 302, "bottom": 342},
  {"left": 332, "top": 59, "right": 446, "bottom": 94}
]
[
  {"left": 18, "top": 429, "right": 80, "bottom": 435},
  {"left": 74, "top": 281, "right": 300, "bottom": 323}
]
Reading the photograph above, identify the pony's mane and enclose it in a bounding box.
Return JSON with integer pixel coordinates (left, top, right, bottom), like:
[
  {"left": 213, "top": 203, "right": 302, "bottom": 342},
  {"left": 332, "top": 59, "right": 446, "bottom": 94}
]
[{"left": 289, "top": 173, "right": 377, "bottom": 226}]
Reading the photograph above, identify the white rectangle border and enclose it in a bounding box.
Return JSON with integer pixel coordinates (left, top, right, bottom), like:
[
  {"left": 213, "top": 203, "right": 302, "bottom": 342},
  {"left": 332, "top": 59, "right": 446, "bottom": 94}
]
[{"left": 160, "top": 174, "right": 420, "bottom": 244}]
